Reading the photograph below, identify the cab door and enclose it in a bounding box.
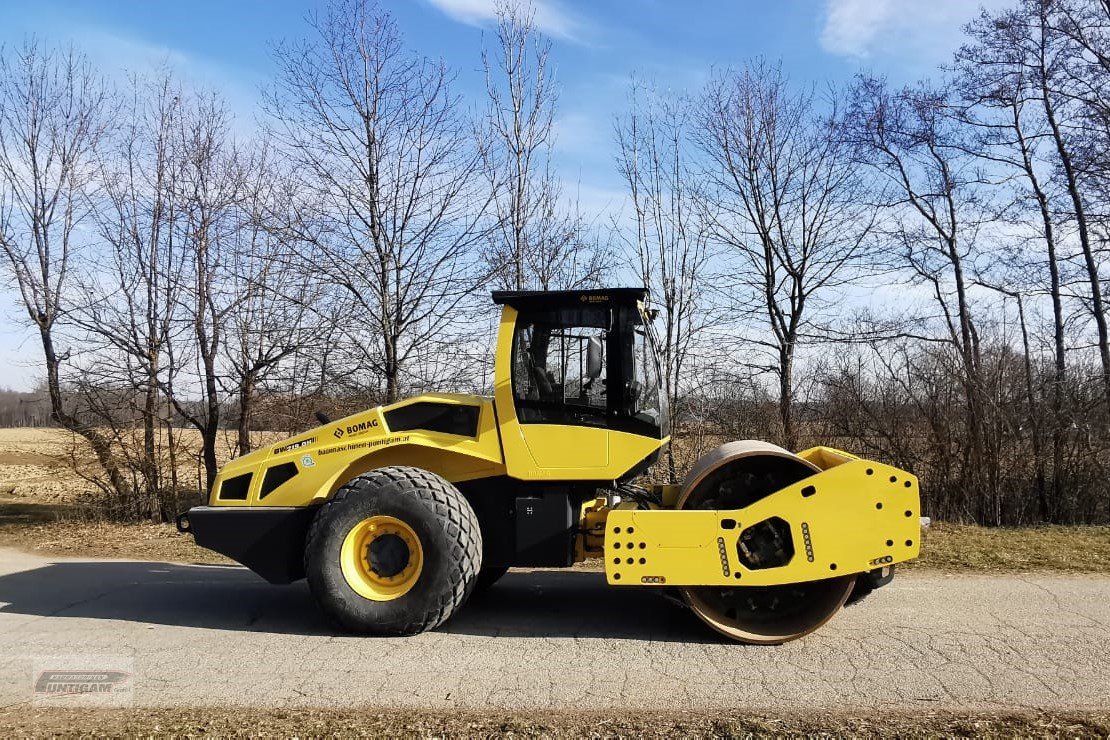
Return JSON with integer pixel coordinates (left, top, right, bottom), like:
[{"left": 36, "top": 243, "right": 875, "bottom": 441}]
[{"left": 493, "top": 305, "right": 613, "bottom": 479}]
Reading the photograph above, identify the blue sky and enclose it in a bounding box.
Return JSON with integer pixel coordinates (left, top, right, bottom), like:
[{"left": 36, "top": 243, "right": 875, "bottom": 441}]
[{"left": 0, "top": 0, "right": 1007, "bottom": 391}]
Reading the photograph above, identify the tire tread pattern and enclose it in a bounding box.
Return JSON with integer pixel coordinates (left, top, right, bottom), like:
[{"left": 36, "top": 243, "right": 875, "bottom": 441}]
[{"left": 304, "top": 466, "right": 482, "bottom": 634}]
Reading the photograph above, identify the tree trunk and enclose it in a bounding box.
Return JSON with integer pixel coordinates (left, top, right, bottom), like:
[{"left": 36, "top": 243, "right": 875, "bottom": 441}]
[
  {"left": 779, "top": 342, "right": 796, "bottom": 451},
  {"left": 1014, "top": 110, "right": 1066, "bottom": 522},
  {"left": 1038, "top": 21, "right": 1110, "bottom": 414},
  {"left": 237, "top": 371, "right": 256, "bottom": 456},
  {"left": 142, "top": 375, "right": 159, "bottom": 521},
  {"left": 1015, "top": 294, "right": 1048, "bottom": 523},
  {"left": 201, "top": 353, "right": 221, "bottom": 492},
  {"left": 201, "top": 423, "right": 219, "bottom": 496},
  {"left": 946, "top": 235, "right": 990, "bottom": 523},
  {"left": 39, "top": 324, "right": 130, "bottom": 502},
  {"left": 166, "top": 414, "right": 179, "bottom": 522},
  {"left": 384, "top": 333, "right": 399, "bottom": 404}
]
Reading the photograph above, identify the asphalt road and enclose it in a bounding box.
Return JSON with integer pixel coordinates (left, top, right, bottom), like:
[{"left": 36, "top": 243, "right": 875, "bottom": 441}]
[{"left": 0, "top": 546, "right": 1107, "bottom": 712}]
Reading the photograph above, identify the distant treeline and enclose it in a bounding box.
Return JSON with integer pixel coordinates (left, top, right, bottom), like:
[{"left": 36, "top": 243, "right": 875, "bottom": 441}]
[
  {"left": 0, "top": 385, "right": 383, "bottom": 437},
  {"left": 0, "top": 390, "right": 51, "bottom": 428}
]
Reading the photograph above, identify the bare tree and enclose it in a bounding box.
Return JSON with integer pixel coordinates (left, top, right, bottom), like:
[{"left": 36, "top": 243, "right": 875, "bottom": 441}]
[
  {"left": 953, "top": 8, "right": 1077, "bottom": 521},
  {"left": 265, "top": 0, "right": 492, "bottom": 403},
  {"left": 1053, "top": 0, "right": 1110, "bottom": 245},
  {"left": 1026, "top": 0, "right": 1110, "bottom": 412},
  {"left": 482, "top": 0, "right": 605, "bottom": 291},
  {"left": 0, "top": 41, "right": 129, "bottom": 496},
  {"left": 163, "top": 90, "right": 244, "bottom": 492},
  {"left": 615, "top": 78, "right": 717, "bottom": 477},
  {"left": 70, "top": 69, "right": 189, "bottom": 516},
  {"left": 846, "top": 76, "right": 1013, "bottom": 521},
  {"left": 698, "top": 61, "right": 876, "bottom": 449},
  {"left": 225, "top": 147, "right": 321, "bottom": 455}
]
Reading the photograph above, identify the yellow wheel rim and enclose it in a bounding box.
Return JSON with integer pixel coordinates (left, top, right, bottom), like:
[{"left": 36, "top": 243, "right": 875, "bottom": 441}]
[{"left": 340, "top": 515, "right": 424, "bottom": 601}]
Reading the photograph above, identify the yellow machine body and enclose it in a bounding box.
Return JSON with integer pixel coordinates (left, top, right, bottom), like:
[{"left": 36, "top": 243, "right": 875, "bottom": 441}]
[
  {"left": 208, "top": 394, "right": 506, "bottom": 508},
  {"left": 182, "top": 287, "right": 921, "bottom": 646},
  {"left": 206, "top": 296, "right": 667, "bottom": 509},
  {"left": 209, "top": 391, "right": 666, "bottom": 510},
  {"left": 492, "top": 305, "right": 664, "bottom": 481}
]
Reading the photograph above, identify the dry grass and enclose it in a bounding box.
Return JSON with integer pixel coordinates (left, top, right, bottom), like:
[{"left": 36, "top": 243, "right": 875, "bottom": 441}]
[
  {"left": 906, "top": 521, "right": 1110, "bottom": 574},
  {"left": 1, "top": 707, "right": 1108, "bottom": 739},
  {"left": 0, "top": 499, "right": 229, "bottom": 564},
  {"left": 0, "top": 426, "right": 281, "bottom": 504}
]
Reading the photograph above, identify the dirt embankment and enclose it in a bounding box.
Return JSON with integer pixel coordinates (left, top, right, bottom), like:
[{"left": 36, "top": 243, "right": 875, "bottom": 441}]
[
  {"left": 0, "top": 427, "right": 90, "bottom": 503},
  {"left": 0, "top": 427, "right": 227, "bottom": 563},
  {"left": 2, "top": 707, "right": 1108, "bottom": 738}
]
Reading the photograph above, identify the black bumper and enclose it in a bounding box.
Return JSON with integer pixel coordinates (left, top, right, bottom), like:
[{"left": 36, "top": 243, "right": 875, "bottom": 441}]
[
  {"left": 176, "top": 505, "right": 320, "bottom": 584},
  {"left": 846, "top": 565, "right": 896, "bottom": 606},
  {"left": 862, "top": 565, "right": 895, "bottom": 590}
]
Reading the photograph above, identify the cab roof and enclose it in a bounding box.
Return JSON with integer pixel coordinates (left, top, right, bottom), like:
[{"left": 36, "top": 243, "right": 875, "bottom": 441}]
[{"left": 491, "top": 287, "right": 648, "bottom": 311}]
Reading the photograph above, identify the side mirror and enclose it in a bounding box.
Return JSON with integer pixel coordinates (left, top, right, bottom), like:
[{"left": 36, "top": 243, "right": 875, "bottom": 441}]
[{"left": 586, "top": 336, "right": 603, "bottom": 381}]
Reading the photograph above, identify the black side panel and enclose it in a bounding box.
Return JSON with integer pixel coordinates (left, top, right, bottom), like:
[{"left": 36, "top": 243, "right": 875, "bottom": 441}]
[
  {"left": 458, "top": 477, "right": 587, "bottom": 568},
  {"left": 515, "top": 492, "right": 573, "bottom": 566},
  {"left": 259, "top": 462, "right": 298, "bottom": 499},
  {"left": 183, "top": 506, "right": 318, "bottom": 583},
  {"left": 218, "top": 473, "right": 251, "bottom": 501},
  {"left": 384, "top": 402, "right": 480, "bottom": 437},
  {"left": 458, "top": 479, "right": 517, "bottom": 568}
]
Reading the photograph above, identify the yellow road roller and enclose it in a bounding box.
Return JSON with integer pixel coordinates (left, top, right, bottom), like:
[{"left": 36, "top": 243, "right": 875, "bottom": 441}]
[{"left": 177, "top": 288, "right": 920, "bottom": 643}]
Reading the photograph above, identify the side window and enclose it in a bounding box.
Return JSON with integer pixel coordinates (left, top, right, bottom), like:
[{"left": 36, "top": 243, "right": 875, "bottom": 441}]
[
  {"left": 512, "top": 308, "right": 609, "bottom": 424},
  {"left": 512, "top": 323, "right": 538, "bottom": 399},
  {"left": 629, "top": 323, "right": 662, "bottom": 425}
]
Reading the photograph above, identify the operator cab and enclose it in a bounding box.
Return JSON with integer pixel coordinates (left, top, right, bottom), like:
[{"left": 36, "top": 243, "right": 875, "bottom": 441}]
[
  {"left": 492, "top": 289, "right": 669, "bottom": 480},
  {"left": 475, "top": 288, "right": 670, "bottom": 567}
]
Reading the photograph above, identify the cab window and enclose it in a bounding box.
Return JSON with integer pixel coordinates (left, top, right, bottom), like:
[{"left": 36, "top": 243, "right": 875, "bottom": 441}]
[
  {"left": 629, "top": 320, "right": 663, "bottom": 427},
  {"left": 512, "top": 307, "right": 609, "bottom": 425}
]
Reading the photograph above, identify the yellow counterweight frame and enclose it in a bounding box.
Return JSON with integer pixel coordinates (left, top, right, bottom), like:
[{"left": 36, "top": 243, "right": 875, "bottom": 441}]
[{"left": 602, "top": 452, "right": 921, "bottom": 587}]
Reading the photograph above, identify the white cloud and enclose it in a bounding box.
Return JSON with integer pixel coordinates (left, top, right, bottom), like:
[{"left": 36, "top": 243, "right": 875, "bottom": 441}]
[
  {"left": 819, "top": 0, "right": 1012, "bottom": 63},
  {"left": 819, "top": 0, "right": 893, "bottom": 58},
  {"left": 423, "top": 0, "right": 585, "bottom": 42}
]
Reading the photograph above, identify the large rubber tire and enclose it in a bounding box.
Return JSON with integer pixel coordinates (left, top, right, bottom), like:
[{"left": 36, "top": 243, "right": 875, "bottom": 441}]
[{"left": 304, "top": 466, "right": 482, "bottom": 635}]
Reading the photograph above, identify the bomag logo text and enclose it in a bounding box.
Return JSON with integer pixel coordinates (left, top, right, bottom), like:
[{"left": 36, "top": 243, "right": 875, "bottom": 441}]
[{"left": 334, "top": 419, "right": 380, "bottom": 439}]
